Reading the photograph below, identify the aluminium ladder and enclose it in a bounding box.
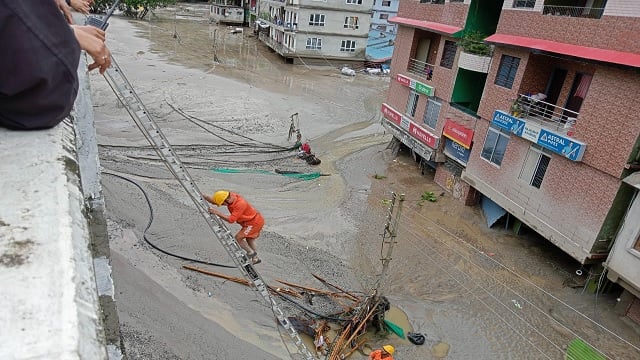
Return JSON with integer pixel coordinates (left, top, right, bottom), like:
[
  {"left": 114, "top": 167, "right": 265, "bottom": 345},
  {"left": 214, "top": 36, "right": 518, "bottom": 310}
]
[{"left": 100, "top": 57, "right": 315, "bottom": 360}]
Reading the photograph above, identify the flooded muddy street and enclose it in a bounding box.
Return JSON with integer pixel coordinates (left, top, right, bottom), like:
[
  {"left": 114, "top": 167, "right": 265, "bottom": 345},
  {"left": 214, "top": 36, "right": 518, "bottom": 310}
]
[{"left": 93, "top": 10, "right": 640, "bottom": 360}]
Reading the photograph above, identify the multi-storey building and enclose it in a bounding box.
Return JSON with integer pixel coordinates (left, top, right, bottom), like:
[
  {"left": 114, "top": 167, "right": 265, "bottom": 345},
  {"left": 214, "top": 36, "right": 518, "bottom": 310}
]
[
  {"left": 381, "top": 0, "right": 640, "bottom": 318},
  {"left": 371, "top": 0, "right": 399, "bottom": 33},
  {"left": 255, "top": 0, "right": 373, "bottom": 64},
  {"left": 210, "top": 0, "right": 247, "bottom": 25}
]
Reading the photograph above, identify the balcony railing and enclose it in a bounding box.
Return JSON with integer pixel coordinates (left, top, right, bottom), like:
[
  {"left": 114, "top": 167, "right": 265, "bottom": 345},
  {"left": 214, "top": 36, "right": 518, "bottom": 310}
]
[
  {"left": 511, "top": 94, "right": 579, "bottom": 135},
  {"left": 408, "top": 58, "right": 434, "bottom": 81},
  {"left": 542, "top": 5, "right": 605, "bottom": 19}
]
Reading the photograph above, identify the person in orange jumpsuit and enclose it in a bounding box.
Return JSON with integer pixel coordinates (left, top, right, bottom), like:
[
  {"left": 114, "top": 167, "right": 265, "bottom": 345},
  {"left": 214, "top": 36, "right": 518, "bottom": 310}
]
[
  {"left": 203, "top": 190, "right": 265, "bottom": 265},
  {"left": 369, "top": 345, "right": 394, "bottom": 360}
]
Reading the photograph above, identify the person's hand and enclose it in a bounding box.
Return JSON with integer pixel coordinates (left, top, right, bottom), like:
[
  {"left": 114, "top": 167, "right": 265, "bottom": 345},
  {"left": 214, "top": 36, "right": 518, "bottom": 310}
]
[
  {"left": 70, "top": 0, "right": 93, "bottom": 15},
  {"left": 54, "top": 0, "right": 74, "bottom": 24},
  {"left": 71, "top": 25, "right": 111, "bottom": 74}
]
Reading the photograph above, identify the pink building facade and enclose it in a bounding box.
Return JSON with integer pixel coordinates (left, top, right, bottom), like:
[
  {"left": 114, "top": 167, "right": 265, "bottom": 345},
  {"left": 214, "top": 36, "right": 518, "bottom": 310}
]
[{"left": 382, "top": 0, "right": 640, "bottom": 267}]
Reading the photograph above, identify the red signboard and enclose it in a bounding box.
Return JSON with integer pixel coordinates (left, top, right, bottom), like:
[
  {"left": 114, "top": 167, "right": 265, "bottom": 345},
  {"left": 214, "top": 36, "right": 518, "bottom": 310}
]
[
  {"left": 395, "top": 74, "right": 411, "bottom": 87},
  {"left": 409, "top": 122, "right": 438, "bottom": 148},
  {"left": 442, "top": 119, "right": 474, "bottom": 149},
  {"left": 381, "top": 103, "right": 402, "bottom": 125}
]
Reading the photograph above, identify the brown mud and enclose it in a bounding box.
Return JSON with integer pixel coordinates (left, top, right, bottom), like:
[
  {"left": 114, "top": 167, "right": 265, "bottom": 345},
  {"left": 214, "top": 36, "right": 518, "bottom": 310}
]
[{"left": 94, "top": 7, "right": 640, "bottom": 359}]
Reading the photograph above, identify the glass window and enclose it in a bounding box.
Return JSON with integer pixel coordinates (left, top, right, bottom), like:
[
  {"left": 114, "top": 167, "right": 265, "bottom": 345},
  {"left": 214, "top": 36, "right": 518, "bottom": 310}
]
[
  {"left": 306, "top": 38, "right": 322, "bottom": 50},
  {"left": 440, "top": 40, "right": 457, "bottom": 69},
  {"left": 340, "top": 40, "right": 356, "bottom": 52},
  {"left": 423, "top": 97, "right": 441, "bottom": 129},
  {"left": 346, "top": 0, "right": 363, "bottom": 4},
  {"left": 513, "top": 0, "right": 536, "bottom": 8},
  {"left": 519, "top": 146, "right": 551, "bottom": 188},
  {"left": 481, "top": 125, "right": 510, "bottom": 166},
  {"left": 309, "top": 14, "right": 325, "bottom": 26},
  {"left": 495, "top": 55, "right": 520, "bottom": 89},
  {"left": 382, "top": 0, "right": 391, "bottom": 6},
  {"left": 380, "top": 13, "right": 389, "bottom": 20},
  {"left": 406, "top": 90, "right": 419, "bottom": 118},
  {"left": 344, "top": 16, "right": 359, "bottom": 29}
]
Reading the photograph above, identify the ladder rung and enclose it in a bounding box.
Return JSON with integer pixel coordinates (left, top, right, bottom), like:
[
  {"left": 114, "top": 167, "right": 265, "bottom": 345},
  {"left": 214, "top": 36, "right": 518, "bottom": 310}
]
[{"left": 103, "top": 60, "right": 315, "bottom": 360}]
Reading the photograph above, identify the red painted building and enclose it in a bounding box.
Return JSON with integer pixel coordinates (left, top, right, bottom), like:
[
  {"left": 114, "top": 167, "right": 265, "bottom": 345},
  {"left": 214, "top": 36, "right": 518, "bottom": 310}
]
[{"left": 381, "top": 0, "right": 640, "bottom": 269}]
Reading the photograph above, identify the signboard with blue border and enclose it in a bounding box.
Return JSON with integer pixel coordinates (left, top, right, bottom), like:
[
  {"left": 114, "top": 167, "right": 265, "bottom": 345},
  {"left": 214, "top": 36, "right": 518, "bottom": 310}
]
[
  {"left": 490, "top": 110, "right": 586, "bottom": 162},
  {"left": 444, "top": 138, "right": 471, "bottom": 165}
]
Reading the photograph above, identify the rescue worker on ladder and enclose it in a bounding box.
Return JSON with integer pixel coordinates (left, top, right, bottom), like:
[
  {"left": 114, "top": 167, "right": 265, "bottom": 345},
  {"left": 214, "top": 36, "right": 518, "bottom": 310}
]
[
  {"left": 202, "top": 190, "right": 265, "bottom": 265},
  {"left": 369, "top": 345, "right": 394, "bottom": 360}
]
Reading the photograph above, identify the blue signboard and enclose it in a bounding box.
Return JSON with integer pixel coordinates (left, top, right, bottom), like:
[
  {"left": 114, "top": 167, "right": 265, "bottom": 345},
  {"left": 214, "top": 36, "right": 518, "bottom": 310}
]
[
  {"left": 491, "top": 110, "right": 586, "bottom": 161},
  {"left": 491, "top": 110, "right": 517, "bottom": 131},
  {"left": 444, "top": 138, "right": 471, "bottom": 165},
  {"left": 538, "top": 129, "right": 585, "bottom": 161}
]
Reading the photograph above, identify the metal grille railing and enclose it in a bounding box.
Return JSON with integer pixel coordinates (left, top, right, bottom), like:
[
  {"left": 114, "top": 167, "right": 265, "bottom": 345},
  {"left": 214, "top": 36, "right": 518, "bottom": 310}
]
[
  {"left": 512, "top": 94, "right": 579, "bottom": 134},
  {"left": 542, "top": 5, "right": 605, "bottom": 19},
  {"left": 408, "top": 58, "right": 434, "bottom": 81}
]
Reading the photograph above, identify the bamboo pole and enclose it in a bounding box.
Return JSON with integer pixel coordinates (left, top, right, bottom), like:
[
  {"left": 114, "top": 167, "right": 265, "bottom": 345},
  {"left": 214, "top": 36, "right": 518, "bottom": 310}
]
[
  {"left": 275, "top": 279, "right": 358, "bottom": 300},
  {"left": 339, "top": 338, "right": 367, "bottom": 359},
  {"left": 312, "top": 273, "right": 360, "bottom": 301}
]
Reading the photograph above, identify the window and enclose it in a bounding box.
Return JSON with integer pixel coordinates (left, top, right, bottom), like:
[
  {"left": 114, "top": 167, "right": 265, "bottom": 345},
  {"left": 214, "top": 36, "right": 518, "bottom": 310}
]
[
  {"left": 440, "top": 40, "right": 457, "bottom": 69},
  {"left": 346, "top": 0, "right": 363, "bottom": 4},
  {"left": 340, "top": 40, "right": 356, "bottom": 52},
  {"left": 406, "top": 90, "right": 419, "bottom": 118},
  {"left": 379, "top": 13, "right": 389, "bottom": 20},
  {"left": 513, "top": 0, "right": 535, "bottom": 8},
  {"left": 306, "top": 37, "right": 322, "bottom": 50},
  {"left": 495, "top": 55, "right": 520, "bottom": 89},
  {"left": 423, "top": 97, "right": 441, "bottom": 129},
  {"left": 481, "top": 125, "right": 510, "bottom": 166},
  {"left": 309, "top": 14, "right": 325, "bottom": 26},
  {"left": 344, "top": 16, "right": 359, "bottom": 29},
  {"left": 382, "top": 0, "right": 391, "bottom": 6},
  {"left": 519, "top": 146, "right": 550, "bottom": 189}
]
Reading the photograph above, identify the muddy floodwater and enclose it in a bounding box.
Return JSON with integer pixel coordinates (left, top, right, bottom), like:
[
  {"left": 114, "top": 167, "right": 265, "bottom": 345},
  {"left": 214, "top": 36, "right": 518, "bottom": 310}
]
[{"left": 92, "top": 7, "right": 640, "bottom": 360}]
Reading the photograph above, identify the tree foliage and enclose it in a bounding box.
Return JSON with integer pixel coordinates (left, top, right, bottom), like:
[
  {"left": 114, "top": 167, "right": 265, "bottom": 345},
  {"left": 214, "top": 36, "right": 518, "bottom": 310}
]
[{"left": 91, "top": 0, "right": 177, "bottom": 19}]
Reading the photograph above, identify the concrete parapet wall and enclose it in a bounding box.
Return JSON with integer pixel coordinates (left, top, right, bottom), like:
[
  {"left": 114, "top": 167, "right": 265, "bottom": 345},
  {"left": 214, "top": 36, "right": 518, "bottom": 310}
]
[
  {"left": 0, "top": 120, "right": 107, "bottom": 359},
  {"left": 0, "top": 54, "right": 120, "bottom": 359}
]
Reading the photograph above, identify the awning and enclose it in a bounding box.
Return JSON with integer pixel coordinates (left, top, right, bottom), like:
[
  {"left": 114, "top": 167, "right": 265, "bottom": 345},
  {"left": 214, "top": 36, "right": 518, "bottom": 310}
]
[
  {"left": 389, "top": 16, "right": 462, "bottom": 36},
  {"left": 623, "top": 172, "right": 640, "bottom": 190},
  {"left": 485, "top": 34, "right": 640, "bottom": 68}
]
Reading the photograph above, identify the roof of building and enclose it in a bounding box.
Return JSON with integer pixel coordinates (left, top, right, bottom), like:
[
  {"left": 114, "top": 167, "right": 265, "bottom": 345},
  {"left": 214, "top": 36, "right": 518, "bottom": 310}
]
[
  {"left": 485, "top": 34, "right": 640, "bottom": 69},
  {"left": 366, "top": 29, "right": 396, "bottom": 62},
  {"left": 388, "top": 16, "right": 462, "bottom": 35}
]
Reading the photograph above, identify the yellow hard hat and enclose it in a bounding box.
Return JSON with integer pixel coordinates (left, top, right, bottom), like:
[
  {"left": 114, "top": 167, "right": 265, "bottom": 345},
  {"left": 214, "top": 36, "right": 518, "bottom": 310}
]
[
  {"left": 382, "top": 345, "right": 395, "bottom": 355},
  {"left": 212, "top": 191, "right": 230, "bottom": 206}
]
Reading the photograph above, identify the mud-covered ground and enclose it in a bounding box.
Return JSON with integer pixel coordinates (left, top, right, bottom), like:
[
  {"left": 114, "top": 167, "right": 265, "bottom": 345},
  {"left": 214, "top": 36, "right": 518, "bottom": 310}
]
[{"left": 92, "top": 7, "right": 640, "bottom": 360}]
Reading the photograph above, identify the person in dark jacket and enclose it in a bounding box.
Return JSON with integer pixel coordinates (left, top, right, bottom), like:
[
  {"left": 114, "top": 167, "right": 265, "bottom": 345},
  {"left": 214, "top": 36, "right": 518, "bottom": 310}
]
[{"left": 0, "top": 0, "right": 110, "bottom": 130}]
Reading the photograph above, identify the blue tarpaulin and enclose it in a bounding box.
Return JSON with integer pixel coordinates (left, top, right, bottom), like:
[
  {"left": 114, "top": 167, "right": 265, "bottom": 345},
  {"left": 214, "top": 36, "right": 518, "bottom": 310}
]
[{"left": 481, "top": 195, "right": 507, "bottom": 228}]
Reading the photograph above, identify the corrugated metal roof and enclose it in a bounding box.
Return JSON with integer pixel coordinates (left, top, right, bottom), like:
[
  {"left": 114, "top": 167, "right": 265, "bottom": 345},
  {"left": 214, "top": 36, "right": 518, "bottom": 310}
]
[
  {"left": 485, "top": 34, "right": 640, "bottom": 68},
  {"left": 389, "top": 16, "right": 462, "bottom": 35}
]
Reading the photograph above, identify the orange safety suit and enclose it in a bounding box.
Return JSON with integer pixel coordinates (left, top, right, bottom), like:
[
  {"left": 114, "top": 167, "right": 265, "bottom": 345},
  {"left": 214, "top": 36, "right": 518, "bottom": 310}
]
[
  {"left": 226, "top": 192, "right": 264, "bottom": 239},
  {"left": 369, "top": 349, "right": 394, "bottom": 360}
]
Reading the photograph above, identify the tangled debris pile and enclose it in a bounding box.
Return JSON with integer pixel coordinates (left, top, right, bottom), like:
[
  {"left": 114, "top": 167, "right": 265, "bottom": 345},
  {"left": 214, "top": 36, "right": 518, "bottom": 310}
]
[{"left": 183, "top": 265, "right": 399, "bottom": 359}]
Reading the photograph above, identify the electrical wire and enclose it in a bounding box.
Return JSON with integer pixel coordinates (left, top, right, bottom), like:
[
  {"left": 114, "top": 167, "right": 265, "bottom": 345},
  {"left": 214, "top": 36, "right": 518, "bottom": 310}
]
[
  {"left": 103, "top": 171, "right": 236, "bottom": 268},
  {"left": 398, "top": 198, "right": 640, "bottom": 353},
  {"left": 374, "top": 192, "right": 639, "bottom": 358}
]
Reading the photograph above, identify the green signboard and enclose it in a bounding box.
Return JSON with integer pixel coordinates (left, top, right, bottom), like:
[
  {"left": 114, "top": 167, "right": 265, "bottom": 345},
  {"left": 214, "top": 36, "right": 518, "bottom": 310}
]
[{"left": 415, "top": 82, "right": 434, "bottom": 96}]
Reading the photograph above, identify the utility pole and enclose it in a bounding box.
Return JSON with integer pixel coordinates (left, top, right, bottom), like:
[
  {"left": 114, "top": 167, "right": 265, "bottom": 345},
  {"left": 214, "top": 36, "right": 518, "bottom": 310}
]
[{"left": 375, "top": 192, "right": 405, "bottom": 292}]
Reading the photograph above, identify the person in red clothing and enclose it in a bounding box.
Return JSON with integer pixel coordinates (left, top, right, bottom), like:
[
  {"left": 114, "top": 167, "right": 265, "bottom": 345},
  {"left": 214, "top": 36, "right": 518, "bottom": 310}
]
[
  {"left": 369, "top": 345, "right": 394, "bottom": 360},
  {"left": 203, "top": 190, "right": 265, "bottom": 264}
]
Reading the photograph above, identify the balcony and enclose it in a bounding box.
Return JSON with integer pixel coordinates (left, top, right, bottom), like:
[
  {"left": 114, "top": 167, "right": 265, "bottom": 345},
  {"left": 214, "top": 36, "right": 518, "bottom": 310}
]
[
  {"left": 408, "top": 58, "right": 434, "bottom": 81},
  {"left": 458, "top": 51, "right": 491, "bottom": 73},
  {"left": 542, "top": 5, "right": 605, "bottom": 19},
  {"left": 511, "top": 94, "right": 578, "bottom": 135}
]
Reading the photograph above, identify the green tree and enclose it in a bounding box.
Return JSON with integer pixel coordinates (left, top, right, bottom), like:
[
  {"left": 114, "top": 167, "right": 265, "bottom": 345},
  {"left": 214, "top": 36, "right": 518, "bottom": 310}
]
[{"left": 91, "top": 0, "right": 177, "bottom": 19}]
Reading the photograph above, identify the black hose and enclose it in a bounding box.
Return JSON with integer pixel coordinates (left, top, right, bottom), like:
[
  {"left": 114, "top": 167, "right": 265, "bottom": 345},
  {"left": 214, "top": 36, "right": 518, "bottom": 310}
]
[{"left": 103, "top": 171, "right": 236, "bottom": 268}]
